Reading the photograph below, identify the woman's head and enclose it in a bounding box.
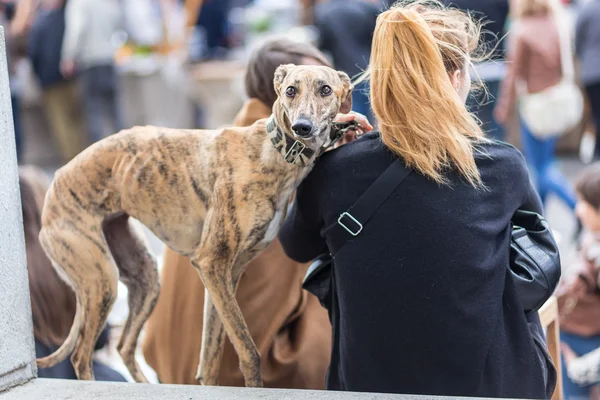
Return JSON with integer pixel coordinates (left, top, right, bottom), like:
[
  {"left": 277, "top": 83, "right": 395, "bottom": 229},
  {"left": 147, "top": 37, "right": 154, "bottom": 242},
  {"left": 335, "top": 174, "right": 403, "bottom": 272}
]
[
  {"left": 368, "top": 0, "right": 485, "bottom": 186},
  {"left": 244, "top": 37, "right": 332, "bottom": 108},
  {"left": 575, "top": 163, "right": 600, "bottom": 232},
  {"left": 20, "top": 166, "right": 76, "bottom": 347}
]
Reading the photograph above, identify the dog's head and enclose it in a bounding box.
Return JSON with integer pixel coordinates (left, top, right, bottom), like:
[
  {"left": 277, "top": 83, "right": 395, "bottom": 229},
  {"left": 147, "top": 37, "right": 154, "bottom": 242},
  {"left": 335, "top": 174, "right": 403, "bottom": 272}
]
[{"left": 273, "top": 64, "right": 352, "bottom": 148}]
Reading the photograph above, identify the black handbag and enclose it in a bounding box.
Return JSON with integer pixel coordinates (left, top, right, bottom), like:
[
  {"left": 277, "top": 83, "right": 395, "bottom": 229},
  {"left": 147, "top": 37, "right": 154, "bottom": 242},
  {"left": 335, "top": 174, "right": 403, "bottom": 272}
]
[
  {"left": 509, "top": 209, "right": 561, "bottom": 314},
  {"left": 303, "top": 161, "right": 562, "bottom": 316},
  {"left": 304, "top": 255, "right": 335, "bottom": 317}
]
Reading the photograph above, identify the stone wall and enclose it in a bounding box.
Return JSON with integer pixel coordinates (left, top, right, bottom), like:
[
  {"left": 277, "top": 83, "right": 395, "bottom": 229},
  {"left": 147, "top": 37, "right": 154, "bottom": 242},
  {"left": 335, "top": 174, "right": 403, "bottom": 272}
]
[{"left": 0, "top": 27, "right": 37, "bottom": 392}]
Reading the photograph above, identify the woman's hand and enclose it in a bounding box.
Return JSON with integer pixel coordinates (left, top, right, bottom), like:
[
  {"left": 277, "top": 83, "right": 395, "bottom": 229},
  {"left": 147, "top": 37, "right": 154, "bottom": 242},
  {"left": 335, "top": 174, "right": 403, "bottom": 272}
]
[
  {"left": 332, "top": 111, "right": 374, "bottom": 149},
  {"left": 333, "top": 111, "right": 373, "bottom": 133},
  {"left": 333, "top": 129, "right": 359, "bottom": 149},
  {"left": 561, "top": 342, "right": 579, "bottom": 367},
  {"left": 61, "top": 60, "right": 76, "bottom": 78}
]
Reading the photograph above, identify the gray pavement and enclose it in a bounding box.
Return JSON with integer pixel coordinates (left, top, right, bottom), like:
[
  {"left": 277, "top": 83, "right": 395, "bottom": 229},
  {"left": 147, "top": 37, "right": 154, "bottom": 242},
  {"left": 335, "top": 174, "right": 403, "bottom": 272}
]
[{"left": 2, "top": 378, "right": 527, "bottom": 400}]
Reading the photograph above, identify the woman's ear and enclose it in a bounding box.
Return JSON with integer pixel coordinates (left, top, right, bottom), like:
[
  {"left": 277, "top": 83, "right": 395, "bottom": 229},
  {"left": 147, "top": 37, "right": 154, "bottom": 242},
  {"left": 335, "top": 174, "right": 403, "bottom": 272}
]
[
  {"left": 451, "top": 69, "right": 462, "bottom": 92},
  {"left": 274, "top": 64, "right": 295, "bottom": 95},
  {"left": 337, "top": 71, "right": 353, "bottom": 114}
]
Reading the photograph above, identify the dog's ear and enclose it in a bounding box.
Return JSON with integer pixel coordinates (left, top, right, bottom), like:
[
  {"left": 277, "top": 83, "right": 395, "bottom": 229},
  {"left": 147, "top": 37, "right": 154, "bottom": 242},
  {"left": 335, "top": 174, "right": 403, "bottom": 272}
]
[
  {"left": 274, "top": 64, "right": 295, "bottom": 95},
  {"left": 337, "top": 71, "right": 353, "bottom": 114}
]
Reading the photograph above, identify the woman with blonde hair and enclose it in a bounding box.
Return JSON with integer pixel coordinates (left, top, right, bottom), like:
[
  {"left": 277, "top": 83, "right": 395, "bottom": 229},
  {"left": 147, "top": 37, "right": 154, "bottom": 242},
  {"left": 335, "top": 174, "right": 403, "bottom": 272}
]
[
  {"left": 495, "top": 0, "right": 577, "bottom": 213},
  {"left": 280, "top": 1, "right": 555, "bottom": 397}
]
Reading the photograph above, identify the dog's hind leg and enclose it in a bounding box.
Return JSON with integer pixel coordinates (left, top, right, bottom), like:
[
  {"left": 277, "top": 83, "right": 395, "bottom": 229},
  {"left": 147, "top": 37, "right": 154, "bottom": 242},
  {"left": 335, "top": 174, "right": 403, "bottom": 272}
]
[
  {"left": 40, "top": 222, "right": 119, "bottom": 380},
  {"left": 103, "top": 214, "right": 159, "bottom": 383}
]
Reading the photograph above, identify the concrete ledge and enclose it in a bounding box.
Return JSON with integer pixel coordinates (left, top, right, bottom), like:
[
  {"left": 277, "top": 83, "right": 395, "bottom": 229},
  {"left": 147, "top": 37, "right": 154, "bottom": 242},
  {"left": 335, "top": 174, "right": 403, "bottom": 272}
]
[
  {"left": 0, "top": 364, "right": 34, "bottom": 395},
  {"left": 0, "top": 27, "right": 37, "bottom": 392},
  {"left": 0, "top": 379, "right": 524, "bottom": 400}
]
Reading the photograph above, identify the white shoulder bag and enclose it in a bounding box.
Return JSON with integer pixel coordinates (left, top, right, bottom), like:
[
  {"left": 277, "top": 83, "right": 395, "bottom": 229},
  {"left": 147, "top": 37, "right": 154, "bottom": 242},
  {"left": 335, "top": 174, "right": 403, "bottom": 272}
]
[{"left": 519, "top": 11, "right": 583, "bottom": 139}]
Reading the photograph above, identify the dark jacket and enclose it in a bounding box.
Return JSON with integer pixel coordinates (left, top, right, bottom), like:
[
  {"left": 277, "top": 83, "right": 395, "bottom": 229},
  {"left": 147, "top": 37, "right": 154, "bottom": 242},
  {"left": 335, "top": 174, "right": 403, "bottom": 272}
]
[
  {"left": 575, "top": 0, "right": 600, "bottom": 86},
  {"left": 443, "top": 0, "right": 509, "bottom": 60},
  {"left": 279, "top": 133, "right": 555, "bottom": 398},
  {"left": 36, "top": 327, "right": 126, "bottom": 381},
  {"left": 28, "top": 6, "right": 67, "bottom": 89},
  {"left": 315, "top": 0, "right": 381, "bottom": 78}
]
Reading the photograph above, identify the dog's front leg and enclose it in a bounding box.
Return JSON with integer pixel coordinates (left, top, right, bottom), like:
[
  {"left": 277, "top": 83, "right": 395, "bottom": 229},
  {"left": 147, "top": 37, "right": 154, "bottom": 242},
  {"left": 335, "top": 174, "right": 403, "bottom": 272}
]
[
  {"left": 192, "top": 252, "right": 263, "bottom": 387},
  {"left": 196, "top": 287, "right": 225, "bottom": 385},
  {"left": 195, "top": 248, "right": 262, "bottom": 385}
]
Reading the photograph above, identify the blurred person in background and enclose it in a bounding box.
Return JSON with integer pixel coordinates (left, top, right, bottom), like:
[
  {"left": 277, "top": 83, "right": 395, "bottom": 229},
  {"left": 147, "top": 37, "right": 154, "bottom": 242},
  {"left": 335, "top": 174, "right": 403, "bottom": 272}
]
[
  {"left": 9, "top": 0, "right": 36, "bottom": 35},
  {"left": 575, "top": 0, "right": 600, "bottom": 161},
  {"left": 314, "top": 0, "right": 383, "bottom": 123},
  {"left": 190, "top": 0, "right": 232, "bottom": 61},
  {"left": 557, "top": 163, "right": 600, "bottom": 399},
  {"left": 20, "top": 165, "right": 126, "bottom": 382},
  {"left": 142, "top": 38, "right": 332, "bottom": 389},
  {"left": 28, "top": 0, "right": 85, "bottom": 164},
  {"left": 0, "top": 0, "right": 28, "bottom": 162},
  {"left": 495, "top": 0, "right": 577, "bottom": 214},
  {"left": 61, "top": 0, "right": 124, "bottom": 144},
  {"left": 443, "top": 0, "right": 510, "bottom": 140}
]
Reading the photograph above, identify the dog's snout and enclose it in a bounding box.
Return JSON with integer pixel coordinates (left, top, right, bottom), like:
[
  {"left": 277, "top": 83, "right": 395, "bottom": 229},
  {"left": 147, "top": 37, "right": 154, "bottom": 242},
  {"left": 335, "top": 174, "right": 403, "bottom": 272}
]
[{"left": 292, "top": 119, "right": 314, "bottom": 138}]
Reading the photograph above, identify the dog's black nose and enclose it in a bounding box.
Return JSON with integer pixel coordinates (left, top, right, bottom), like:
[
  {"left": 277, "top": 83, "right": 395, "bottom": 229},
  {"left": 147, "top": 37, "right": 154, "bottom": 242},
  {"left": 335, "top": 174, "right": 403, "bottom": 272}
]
[{"left": 292, "top": 119, "right": 314, "bottom": 138}]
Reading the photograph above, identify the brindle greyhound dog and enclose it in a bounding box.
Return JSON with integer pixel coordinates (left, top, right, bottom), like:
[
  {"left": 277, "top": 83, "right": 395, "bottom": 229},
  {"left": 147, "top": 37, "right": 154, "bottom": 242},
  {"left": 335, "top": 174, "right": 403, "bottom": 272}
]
[{"left": 36, "top": 64, "right": 354, "bottom": 387}]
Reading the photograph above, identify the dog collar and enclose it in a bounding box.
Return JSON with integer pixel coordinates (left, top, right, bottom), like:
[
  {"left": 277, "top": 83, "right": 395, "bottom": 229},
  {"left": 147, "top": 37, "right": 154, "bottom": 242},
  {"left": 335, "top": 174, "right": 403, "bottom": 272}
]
[
  {"left": 265, "top": 116, "right": 361, "bottom": 166},
  {"left": 326, "top": 120, "right": 360, "bottom": 150},
  {"left": 266, "top": 116, "right": 315, "bottom": 167}
]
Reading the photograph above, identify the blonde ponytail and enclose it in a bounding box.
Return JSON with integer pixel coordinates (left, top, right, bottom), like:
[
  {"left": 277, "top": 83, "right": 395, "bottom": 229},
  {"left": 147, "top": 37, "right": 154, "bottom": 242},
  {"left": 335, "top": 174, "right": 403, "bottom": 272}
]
[{"left": 369, "top": 1, "right": 485, "bottom": 187}]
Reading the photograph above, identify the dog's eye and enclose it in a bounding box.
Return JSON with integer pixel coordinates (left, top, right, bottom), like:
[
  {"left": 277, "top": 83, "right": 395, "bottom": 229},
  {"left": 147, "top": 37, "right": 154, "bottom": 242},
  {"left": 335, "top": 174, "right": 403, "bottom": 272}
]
[
  {"left": 320, "top": 85, "right": 332, "bottom": 96},
  {"left": 286, "top": 87, "right": 296, "bottom": 98}
]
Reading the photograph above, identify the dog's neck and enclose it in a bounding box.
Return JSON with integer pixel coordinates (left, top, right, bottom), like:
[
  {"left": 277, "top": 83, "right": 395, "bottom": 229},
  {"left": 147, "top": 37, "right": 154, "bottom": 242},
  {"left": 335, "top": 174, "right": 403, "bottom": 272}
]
[
  {"left": 265, "top": 115, "right": 319, "bottom": 168},
  {"left": 266, "top": 101, "right": 356, "bottom": 167}
]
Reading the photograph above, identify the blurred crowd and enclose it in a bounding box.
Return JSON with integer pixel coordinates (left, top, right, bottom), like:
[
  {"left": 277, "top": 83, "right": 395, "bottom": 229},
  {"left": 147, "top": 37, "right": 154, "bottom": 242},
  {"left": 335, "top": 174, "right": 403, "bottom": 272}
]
[
  {"left": 6, "top": 0, "right": 600, "bottom": 399},
  {"left": 1, "top": 0, "right": 597, "bottom": 165},
  {"left": 1, "top": 0, "right": 238, "bottom": 166}
]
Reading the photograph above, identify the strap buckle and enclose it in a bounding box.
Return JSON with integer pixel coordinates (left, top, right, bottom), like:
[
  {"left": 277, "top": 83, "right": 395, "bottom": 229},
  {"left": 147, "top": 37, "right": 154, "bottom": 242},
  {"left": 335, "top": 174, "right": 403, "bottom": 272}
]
[
  {"left": 284, "top": 140, "right": 306, "bottom": 164},
  {"left": 337, "top": 212, "right": 363, "bottom": 236}
]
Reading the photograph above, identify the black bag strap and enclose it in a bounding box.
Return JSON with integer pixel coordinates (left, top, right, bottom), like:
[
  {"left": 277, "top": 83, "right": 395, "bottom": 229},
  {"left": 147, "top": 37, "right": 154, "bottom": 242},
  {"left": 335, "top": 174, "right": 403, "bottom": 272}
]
[{"left": 325, "top": 160, "right": 412, "bottom": 254}]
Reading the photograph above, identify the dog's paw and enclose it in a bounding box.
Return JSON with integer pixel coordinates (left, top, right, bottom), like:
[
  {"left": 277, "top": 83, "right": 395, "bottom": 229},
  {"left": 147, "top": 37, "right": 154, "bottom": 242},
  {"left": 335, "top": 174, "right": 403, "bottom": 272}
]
[
  {"left": 196, "top": 372, "right": 219, "bottom": 386},
  {"left": 245, "top": 378, "right": 264, "bottom": 388}
]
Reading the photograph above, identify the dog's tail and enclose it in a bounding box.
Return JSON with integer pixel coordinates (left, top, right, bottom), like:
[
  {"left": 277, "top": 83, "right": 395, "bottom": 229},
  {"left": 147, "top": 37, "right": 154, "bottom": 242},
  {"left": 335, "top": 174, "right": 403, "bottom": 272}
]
[{"left": 36, "top": 297, "right": 83, "bottom": 368}]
